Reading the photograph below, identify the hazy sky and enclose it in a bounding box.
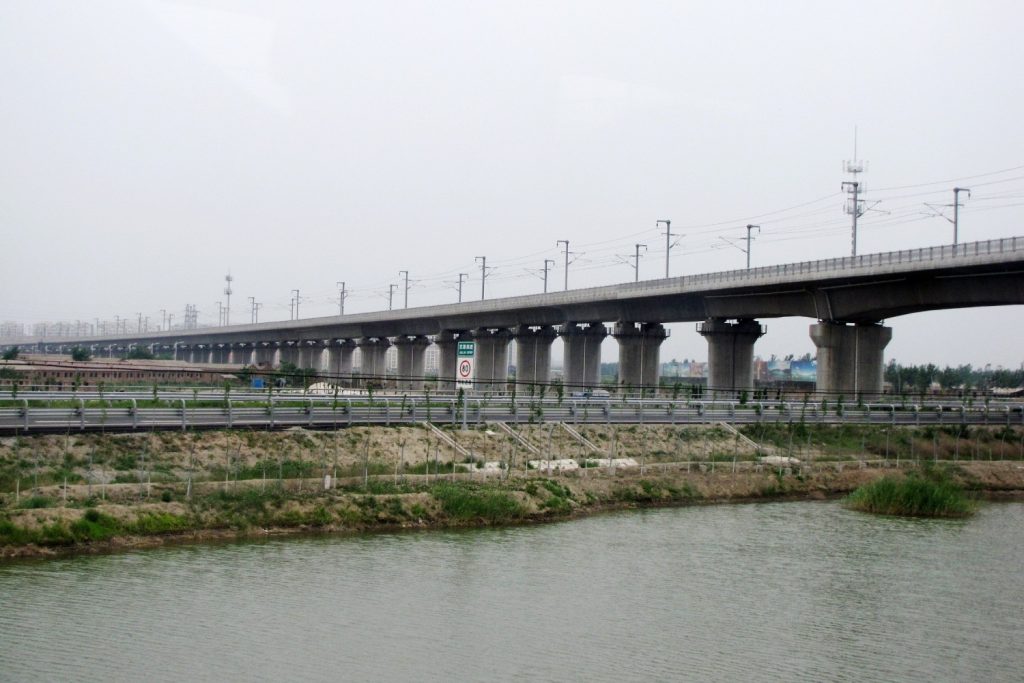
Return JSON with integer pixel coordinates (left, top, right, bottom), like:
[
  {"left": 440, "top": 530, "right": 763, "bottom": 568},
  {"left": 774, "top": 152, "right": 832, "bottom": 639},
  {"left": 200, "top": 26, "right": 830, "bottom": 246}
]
[{"left": 2, "top": 1, "right": 1023, "bottom": 368}]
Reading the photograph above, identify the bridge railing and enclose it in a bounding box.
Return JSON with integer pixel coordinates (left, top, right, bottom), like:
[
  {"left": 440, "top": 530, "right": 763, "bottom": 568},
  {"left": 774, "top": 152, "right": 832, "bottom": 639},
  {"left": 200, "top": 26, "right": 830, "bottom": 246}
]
[{"left": 682, "top": 235, "right": 1023, "bottom": 288}]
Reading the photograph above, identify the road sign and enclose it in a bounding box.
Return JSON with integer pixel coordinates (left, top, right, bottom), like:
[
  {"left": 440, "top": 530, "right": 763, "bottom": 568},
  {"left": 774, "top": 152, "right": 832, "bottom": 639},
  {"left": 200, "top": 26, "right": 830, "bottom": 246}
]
[{"left": 456, "top": 341, "right": 475, "bottom": 388}]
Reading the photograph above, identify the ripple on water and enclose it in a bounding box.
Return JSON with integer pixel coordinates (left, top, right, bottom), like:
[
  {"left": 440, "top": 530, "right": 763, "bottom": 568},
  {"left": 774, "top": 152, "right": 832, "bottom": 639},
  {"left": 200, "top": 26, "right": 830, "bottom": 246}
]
[{"left": 1, "top": 502, "right": 1022, "bottom": 682}]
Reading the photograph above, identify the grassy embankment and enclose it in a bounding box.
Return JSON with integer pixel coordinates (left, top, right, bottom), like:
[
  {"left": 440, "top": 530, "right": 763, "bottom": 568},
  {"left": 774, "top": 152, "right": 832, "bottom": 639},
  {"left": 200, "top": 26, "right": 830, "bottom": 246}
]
[
  {"left": 0, "top": 473, "right": 706, "bottom": 554},
  {"left": 2, "top": 423, "right": 1023, "bottom": 556}
]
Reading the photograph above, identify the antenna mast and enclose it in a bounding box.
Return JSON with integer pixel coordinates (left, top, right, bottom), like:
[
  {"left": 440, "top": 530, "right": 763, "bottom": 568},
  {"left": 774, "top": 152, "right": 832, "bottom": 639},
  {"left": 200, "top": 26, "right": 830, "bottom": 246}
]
[
  {"left": 223, "top": 272, "right": 233, "bottom": 325},
  {"left": 841, "top": 128, "right": 867, "bottom": 257}
]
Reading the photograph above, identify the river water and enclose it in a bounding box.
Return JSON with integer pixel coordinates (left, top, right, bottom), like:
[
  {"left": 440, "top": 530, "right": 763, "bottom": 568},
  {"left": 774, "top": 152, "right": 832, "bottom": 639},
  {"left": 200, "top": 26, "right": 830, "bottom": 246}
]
[{"left": 1, "top": 501, "right": 1022, "bottom": 682}]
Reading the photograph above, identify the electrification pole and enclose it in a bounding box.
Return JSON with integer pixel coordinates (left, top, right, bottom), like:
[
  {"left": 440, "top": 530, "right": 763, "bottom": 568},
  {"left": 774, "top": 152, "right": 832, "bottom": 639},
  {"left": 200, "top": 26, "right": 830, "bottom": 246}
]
[
  {"left": 388, "top": 284, "right": 398, "bottom": 310},
  {"left": 557, "top": 240, "right": 570, "bottom": 290},
  {"left": 744, "top": 224, "right": 760, "bottom": 269},
  {"left": 336, "top": 282, "right": 347, "bottom": 315},
  {"left": 248, "top": 297, "right": 256, "bottom": 324},
  {"left": 633, "top": 243, "right": 647, "bottom": 282},
  {"left": 399, "top": 270, "right": 409, "bottom": 308},
  {"left": 475, "top": 256, "right": 488, "bottom": 300},
  {"left": 656, "top": 220, "right": 674, "bottom": 277},
  {"left": 841, "top": 180, "right": 861, "bottom": 256},
  {"left": 457, "top": 273, "right": 468, "bottom": 303},
  {"left": 953, "top": 187, "right": 970, "bottom": 247},
  {"left": 291, "top": 289, "right": 300, "bottom": 319},
  {"left": 542, "top": 259, "right": 555, "bottom": 293}
]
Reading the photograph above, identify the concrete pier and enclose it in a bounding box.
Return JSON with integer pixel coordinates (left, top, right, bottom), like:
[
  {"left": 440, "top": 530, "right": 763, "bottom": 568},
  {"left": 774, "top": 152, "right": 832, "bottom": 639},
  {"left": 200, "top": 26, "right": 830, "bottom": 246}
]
[
  {"left": 472, "top": 328, "right": 512, "bottom": 391},
  {"left": 278, "top": 342, "right": 299, "bottom": 367},
  {"left": 357, "top": 337, "right": 392, "bottom": 387},
  {"left": 513, "top": 324, "right": 557, "bottom": 390},
  {"left": 296, "top": 340, "right": 321, "bottom": 371},
  {"left": 231, "top": 343, "right": 253, "bottom": 366},
  {"left": 560, "top": 322, "right": 607, "bottom": 390},
  {"left": 394, "top": 335, "right": 431, "bottom": 391},
  {"left": 613, "top": 322, "right": 668, "bottom": 393},
  {"left": 810, "top": 321, "right": 892, "bottom": 398},
  {"left": 698, "top": 318, "right": 765, "bottom": 398},
  {"left": 327, "top": 339, "right": 357, "bottom": 383},
  {"left": 253, "top": 343, "right": 276, "bottom": 368},
  {"left": 434, "top": 330, "right": 462, "bottom": 389}
]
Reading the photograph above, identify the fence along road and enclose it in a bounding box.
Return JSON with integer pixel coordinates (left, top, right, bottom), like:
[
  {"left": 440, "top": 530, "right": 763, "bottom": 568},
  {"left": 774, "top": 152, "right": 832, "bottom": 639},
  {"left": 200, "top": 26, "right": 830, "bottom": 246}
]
[{"left": 1, "top": 397, "right": 1021, "bottom": 435}]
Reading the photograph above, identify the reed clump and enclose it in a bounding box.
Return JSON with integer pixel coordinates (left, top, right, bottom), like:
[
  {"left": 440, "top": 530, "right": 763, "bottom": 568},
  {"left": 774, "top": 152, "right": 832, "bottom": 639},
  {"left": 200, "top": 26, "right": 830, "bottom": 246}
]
[{"left": 847, "top": 470, "right": 975, "bottom": 518}]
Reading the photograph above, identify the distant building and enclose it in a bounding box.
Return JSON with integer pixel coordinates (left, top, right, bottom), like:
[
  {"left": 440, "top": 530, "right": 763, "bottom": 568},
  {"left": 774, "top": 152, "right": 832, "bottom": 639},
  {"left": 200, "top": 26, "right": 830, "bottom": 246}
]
[{"left": 0, "top": 321, "right": 25, "bottom": 339}]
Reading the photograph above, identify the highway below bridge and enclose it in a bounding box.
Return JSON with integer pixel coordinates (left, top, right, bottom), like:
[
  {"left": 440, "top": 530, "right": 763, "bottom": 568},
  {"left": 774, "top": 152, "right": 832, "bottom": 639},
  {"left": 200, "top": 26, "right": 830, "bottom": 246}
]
[
  {"left": 7, "top": 236, "right": 1024, "bottom": 399},
  {"left": 1, "top": 391, "right": 1021, "bottom": 435}
]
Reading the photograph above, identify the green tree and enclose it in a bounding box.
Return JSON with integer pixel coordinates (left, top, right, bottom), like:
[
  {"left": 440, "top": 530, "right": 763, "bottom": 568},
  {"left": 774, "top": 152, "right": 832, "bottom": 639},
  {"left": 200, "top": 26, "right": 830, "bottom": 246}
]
[
  {"left": 70, "top": 347, "right": 91, "bottom": 362},
  {"left": 2, "top": 346, "right": 18, "bottom": 360},
  {"left": 126, "top": 346, "right": 155, "bottom": 360}
]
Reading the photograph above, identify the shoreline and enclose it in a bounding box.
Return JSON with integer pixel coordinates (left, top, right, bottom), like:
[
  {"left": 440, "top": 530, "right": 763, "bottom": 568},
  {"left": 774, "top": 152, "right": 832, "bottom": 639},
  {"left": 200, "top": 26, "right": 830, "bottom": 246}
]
[{"left": 4, "top": 461, "right": 1023, "bottom": 561}]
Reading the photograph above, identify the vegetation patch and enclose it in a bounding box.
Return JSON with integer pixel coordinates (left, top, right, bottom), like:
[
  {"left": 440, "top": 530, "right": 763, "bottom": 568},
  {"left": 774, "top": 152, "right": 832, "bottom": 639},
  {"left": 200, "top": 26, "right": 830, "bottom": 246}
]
[
  {"left": 431, "top": 483, "right": 524, "bottom": 522},
  {"left": 846, "top": 471, "right": 975, "bottom": 518}
]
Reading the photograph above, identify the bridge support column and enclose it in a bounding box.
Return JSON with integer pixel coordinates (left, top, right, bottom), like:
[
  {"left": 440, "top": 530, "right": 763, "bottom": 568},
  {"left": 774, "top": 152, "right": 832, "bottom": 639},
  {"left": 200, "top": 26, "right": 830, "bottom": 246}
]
[
  {"left": 327, "top": 339, "right": 356, "bottom": 384},
  {"left": 560, "top": 322, "right": 607, "bottom": 390},
  {"left": 513, "top": 325, "right": 556, "bottom": 391},
  {"left": 231, "top": 343, "right": 253, "bottom": 366},
  {"left": 614, "top": 322, "right": 668, "bottom": 394},
  {"left": 278, "top": 342, "right": 299, "bottom": 367},
  {"left": 252, "top": 343, "right": 275, "bottom": 367},
  {"left": 357, "top": 337, "right": 392, "bottom": 388},
  {"left": 472, "top": 328, "right": 512, "bottom": 392},
  {"left": 433, "top": 330, "right": 463, "bottom": 391},
  {"left": 214, "top": 344, "right": 231, "bottom": 364},
  {"left": 698, "top": 318, "right": 765, "bottom": 398},
  {"left": 296, "top": 340, "right": 322, "bottom": 371},
  {"left": 394, "top": 335, "right": 430, "bottom": 391},
  {"left": 810, "top": 321, "right": 892, "bottom": 399}
]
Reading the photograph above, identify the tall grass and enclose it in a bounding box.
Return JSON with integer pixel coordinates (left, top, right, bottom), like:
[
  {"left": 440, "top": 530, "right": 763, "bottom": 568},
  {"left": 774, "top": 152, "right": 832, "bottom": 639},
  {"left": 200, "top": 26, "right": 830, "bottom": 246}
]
[
  {"left": 846, "top": 472, "right": 975, "bottom": 518},
  {"left": 431, "top": 483, "right": 523, "bottom": 522}
]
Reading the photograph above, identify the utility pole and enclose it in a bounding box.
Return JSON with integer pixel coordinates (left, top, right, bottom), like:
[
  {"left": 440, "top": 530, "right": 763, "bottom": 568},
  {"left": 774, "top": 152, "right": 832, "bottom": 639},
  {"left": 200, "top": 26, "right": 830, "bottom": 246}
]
[
  {"left": 953, "top": 187, "right": 971, "bottom": 247},
  {"left": 399, "top": 270, "right": 410, "bottom": 308},
  {"left": 475, "top": 256, "right": 489, "bottom": 300},
  {"left": 388, "top": 284, "right": 398, "bottom": 310},
  {"left": 557, "top": 240, "right": 570, "bottom": 290},
  {"left": 160, "top": 309, "right": 167, "bottom": 331},
  {"left": 744, "top": 224, "right": 760, "bottom": 269},
  {"left": 291, "top": 289, "right": 300, "bottom": 319},
  {"left": 248, "top": 297, "right": 256, "bottom": 324},
  {"left": 137, "top": 313, "right": 143, "bottom": 333},
  {"left": 633, "top": 243, "right": 647, "bottom": 282},
  {"left": 143, "top": 316, "right": 149, "bottom": 332},
  {"left": 542, "top": 259, "right": 555, "bottom": 293},
  {"left": 216, "top": 302, "right": 223, "bottom": 327},
  {"left": 457, "top": 273, "right": 468, "bottom": 303},
  {"left": 336, "top": 282, "right": 347, "bottom": 315},
  {"left": 253, "top": 302, "right": 261, "bottom": 323},
  {"left": 656, "top": 220, "right": 675, "bottom": 278},
  {"left": 223, "top": 273, "right": 233, "bottom": 325},
  {"left": 167, "top": 313, "right": 174, "bottom": 330}
]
